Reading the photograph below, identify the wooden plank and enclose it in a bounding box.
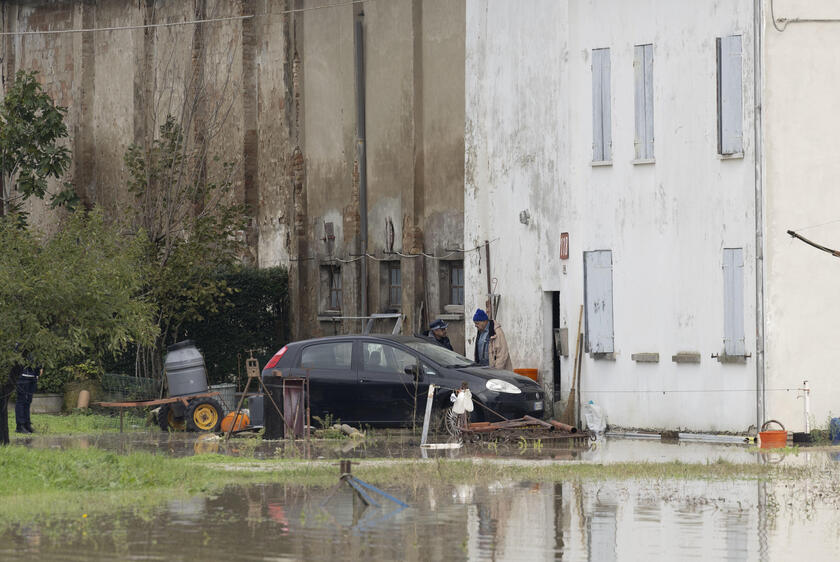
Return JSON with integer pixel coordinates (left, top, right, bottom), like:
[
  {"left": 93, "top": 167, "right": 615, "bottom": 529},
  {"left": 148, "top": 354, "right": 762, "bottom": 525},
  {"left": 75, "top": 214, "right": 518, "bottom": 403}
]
[{"left": 96, "top": 391, "right": 220, "bottom": 408}]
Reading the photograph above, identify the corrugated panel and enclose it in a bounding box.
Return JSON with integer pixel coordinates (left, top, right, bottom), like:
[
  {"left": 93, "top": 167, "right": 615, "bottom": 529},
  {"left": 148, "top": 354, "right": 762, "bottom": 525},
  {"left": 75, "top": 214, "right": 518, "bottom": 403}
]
[
  {"left": 634, "top": 44, "right": 654, "bottom": 160},
  {"left": 584, "top": 250, "right": 614, "bottom": 353},
  {"left": 717, "top": 35, "right": 743, "bottom": 155},
  {"left": 723, "top": 248, "right": 745, "bottom": 356},
  {"left": 592, "top": 48, "right": 611, "bottom": 161}
]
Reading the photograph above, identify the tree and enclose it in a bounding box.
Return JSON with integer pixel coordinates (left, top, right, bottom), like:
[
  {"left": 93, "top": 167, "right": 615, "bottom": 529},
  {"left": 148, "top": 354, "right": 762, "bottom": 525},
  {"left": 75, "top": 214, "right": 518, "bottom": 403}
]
[
  {"left": 123, "top": 116, "right": 248, "bottom": 380},
  {"left": 0, "top": 209, "right": 156, "bottom": 445},
  {"left": 0, "top": 70, "right": 77, "bottom": 220}
]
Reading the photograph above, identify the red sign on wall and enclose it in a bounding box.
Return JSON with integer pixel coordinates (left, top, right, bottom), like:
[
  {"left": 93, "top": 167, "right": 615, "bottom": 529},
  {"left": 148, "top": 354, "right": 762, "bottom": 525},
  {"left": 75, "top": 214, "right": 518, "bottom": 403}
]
[{"left": 559, "top": 232, "right": 569, "bottom": 260}]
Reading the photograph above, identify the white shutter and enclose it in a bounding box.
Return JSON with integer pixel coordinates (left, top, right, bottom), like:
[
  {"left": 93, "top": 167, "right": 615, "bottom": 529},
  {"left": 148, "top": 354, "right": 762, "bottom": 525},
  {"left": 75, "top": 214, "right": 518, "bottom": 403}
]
[
  {"left": 634, "top": 44, "right": 654, "bottom": 160},
  {"left": 584, "top": 250, "right": 615, "bottom": 353},
  {"left": 723, "top": 248, "right": 745, "bottom": 356},
  {"left": 592, "top": 48, "right": 611, "bottom": 161},
  {"left": 717, "top": 35, "right": 743, "bottom": 155},
  {"left": 643, "top": 44, "right": 654, "bottom": 158}
]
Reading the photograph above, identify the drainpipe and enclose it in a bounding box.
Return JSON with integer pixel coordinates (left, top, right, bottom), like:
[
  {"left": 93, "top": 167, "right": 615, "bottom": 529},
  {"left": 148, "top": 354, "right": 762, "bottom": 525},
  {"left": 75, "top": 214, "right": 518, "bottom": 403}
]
[
  {"left": 753, "top": 0, "right": 766, "bottom": 431},
  {"left": 354, "top": 12, "right": 368, "bottom": 319}
]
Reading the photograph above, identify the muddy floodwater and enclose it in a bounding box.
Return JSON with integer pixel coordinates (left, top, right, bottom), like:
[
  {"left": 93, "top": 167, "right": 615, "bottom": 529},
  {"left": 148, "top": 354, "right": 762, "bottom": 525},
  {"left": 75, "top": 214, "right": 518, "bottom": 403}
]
[{"left": 6, "top": 433, "right": 840, "bottom": 560}]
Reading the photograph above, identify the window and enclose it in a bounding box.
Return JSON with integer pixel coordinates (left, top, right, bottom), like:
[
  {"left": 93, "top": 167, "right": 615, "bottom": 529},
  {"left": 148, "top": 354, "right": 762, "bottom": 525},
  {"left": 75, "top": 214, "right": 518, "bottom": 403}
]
[
  {"left": 584, "top": 250, "right": 614, "bottom": 353},
  {"left": 320, "top": 265, "right": 342, "bottom": 312},
  {"left": 722, "top": 248, "right": 745, "bottom": 356},
  {"left": 388, "top": 262, "right": 401, "bottom": 308},
  {"left": 449, "top": 262, "right": 464, "bottom": 305},
  {"left": 634, "top": 44, "right": 654, "bottom": 160},
  {"left": 592, "top": 48, "right": 612, "bottom": 162},
  {"left": 363, "top": 343, "right": 417, "bottom": 374},
  {"left": 716, "top": 35, "right": 743, "bottom": 155},
  {"left": 300, "top": 342, "right": 353, "bottom": 369}
]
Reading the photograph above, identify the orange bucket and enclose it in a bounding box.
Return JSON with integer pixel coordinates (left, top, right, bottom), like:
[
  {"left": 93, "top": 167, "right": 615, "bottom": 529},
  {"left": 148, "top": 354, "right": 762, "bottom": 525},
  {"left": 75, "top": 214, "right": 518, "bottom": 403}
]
[
  {"left": 759, "top": 420, "right": 787, "bottom": 448},
  {"left": 514, "top": 368, "right": 539, "bottom": 382}
]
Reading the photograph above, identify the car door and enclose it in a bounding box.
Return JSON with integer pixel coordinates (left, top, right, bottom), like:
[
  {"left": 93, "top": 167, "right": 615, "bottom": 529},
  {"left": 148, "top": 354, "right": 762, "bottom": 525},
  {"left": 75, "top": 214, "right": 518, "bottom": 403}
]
[
  {"left": 357, "top": 342, "right": 424, "bottom": 424},
  {"left": 291, "top": 340, "right": 356, "bottom": 423}
]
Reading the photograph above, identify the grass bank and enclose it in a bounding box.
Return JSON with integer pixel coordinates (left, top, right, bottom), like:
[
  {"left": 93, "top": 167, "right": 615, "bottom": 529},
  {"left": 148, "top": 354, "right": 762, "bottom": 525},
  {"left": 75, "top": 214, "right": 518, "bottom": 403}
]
[
  {"left": 2, "top": 444, "right": 827, "bottom": 526},
  {"left": 7, "top": 410, "right": 148, "bottom": 435}
]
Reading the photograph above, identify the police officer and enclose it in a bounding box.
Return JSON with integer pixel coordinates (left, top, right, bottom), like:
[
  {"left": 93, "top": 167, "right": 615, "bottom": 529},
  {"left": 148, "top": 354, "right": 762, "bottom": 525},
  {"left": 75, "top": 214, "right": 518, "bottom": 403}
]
[
  {"left": 15, "top": 357, "right": 41, "bottom": 434},
  {"left": 427, "top": 319, "right": 454, "bottom": 351}
]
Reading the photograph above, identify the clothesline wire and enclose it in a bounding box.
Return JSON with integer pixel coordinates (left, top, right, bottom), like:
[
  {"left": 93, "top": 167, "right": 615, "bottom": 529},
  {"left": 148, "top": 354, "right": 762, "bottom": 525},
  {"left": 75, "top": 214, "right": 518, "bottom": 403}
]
[
  {"left": 291, "top": 237, "right": 500, "bottom": 263},
  {"left": 0, "top": 0, "right": 371, "bottom": 37},
  {"left": 580, "top": 387, "right": 807, "bottom": 394}
]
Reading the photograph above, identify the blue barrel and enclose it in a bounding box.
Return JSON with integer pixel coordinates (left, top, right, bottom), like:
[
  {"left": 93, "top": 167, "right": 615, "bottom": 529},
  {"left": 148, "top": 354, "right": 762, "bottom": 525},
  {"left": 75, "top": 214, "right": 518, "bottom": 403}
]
[
  {"left": 164, "top": 341, "right": 208, "bottom": 397},
  {"left": 831, "top": 417, "right": 840, "bottom": 444},
  {"left": 249, "top": 394, "right": 264, "bottom": 427}
]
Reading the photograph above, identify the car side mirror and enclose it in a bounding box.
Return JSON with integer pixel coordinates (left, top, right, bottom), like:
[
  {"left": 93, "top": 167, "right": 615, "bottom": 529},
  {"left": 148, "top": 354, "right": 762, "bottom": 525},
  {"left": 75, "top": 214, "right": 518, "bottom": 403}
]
[{"left": 404, "top": 365, "right": 419, "bottom": 377}]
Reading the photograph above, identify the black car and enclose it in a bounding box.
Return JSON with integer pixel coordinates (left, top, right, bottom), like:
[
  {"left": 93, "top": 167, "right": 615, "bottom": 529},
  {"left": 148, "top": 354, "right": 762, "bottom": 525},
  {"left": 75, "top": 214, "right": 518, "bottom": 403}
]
[{"left": 261, "top": 335, "right": 545, "bottom": 427}]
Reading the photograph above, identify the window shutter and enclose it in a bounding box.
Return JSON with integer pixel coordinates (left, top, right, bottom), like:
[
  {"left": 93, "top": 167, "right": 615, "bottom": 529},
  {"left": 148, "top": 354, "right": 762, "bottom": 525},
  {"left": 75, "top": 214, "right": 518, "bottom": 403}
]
[
  {"left": 643, "top": 44, "right": 654, "bottom": 158},
  {"left": 634, "top": 44, "right": 654, "bottom": 160},
  {"left": 592, "top": 48, "right": 611, "bottom": 161},
  {"left": 717, "top": 35, "right": 743, "bottom": 155},
  {"left": 584, "top": 250, "right": 615, "bottom": 353},
  {"left": 723, "top": 248, "right": 745, "bottom": 356}
]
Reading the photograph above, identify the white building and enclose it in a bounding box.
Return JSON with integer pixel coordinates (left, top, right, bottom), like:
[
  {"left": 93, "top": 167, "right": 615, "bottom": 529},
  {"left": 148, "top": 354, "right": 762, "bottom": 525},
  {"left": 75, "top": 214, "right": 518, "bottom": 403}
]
[{"left": 465, "top": 0, "right": 840, "bottom": 433}]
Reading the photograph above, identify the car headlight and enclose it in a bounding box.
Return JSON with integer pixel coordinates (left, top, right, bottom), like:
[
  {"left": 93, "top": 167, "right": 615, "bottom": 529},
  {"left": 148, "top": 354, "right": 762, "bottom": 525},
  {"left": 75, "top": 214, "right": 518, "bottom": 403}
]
[{"left": 485, "top": 379, "right": 521, "bottom": 394}]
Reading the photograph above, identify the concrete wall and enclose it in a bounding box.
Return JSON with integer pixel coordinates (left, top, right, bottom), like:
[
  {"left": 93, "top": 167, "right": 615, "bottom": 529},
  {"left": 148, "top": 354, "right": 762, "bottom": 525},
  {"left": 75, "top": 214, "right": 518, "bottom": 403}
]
[
  {"left": 2, "top": 0, "right": 465, "bottom": 351},
  {"left": 297, "top": 0, "right": 466, "bottom": 348},
  {"left": 465, "top": 0, "right": 758, "bottom": 431},
  {"left": 763, "top": 0, "right": 840, "bottom": 432}
]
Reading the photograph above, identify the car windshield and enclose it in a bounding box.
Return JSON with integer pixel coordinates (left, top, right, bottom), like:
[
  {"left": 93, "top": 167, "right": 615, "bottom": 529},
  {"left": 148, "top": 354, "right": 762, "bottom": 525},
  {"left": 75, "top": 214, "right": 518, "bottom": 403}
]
[{"left": 404, "top": 340, "right": 476, "bottom": 367}]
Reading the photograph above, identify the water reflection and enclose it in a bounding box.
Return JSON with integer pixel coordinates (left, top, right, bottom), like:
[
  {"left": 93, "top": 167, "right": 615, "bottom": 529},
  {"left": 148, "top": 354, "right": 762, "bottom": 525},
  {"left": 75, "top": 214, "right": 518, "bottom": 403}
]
[{"left": 4, "top": 470, "right": 840, "bottom": 561}]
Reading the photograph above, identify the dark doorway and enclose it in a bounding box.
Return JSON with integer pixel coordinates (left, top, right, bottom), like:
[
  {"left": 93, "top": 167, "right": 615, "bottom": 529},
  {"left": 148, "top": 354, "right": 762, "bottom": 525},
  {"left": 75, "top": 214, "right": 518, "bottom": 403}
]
[{"left": 552, "top": 291, "right": 562, "bottom": 398}]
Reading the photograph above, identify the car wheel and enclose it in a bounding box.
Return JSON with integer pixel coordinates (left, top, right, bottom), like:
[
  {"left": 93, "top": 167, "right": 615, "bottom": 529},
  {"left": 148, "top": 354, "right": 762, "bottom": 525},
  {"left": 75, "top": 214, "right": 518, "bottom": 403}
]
[
  {"left": 159, "top": 404, "right": 186, "bottom": 432},
  {"left": 186, "top": 398, "right": 223, "bottom": 432}
]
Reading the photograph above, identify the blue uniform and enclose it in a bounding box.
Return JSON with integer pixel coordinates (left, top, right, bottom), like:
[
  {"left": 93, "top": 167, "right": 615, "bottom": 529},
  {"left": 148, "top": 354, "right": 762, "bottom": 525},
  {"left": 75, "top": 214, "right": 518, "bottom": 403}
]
[{"left": 15, "top": 363, "right": 40, "bottom": 433}]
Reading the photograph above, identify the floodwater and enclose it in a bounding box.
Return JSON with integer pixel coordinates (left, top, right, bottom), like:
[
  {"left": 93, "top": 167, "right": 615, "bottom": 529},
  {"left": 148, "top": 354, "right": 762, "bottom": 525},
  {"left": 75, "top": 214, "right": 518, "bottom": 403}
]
[
  {"left": 6, "top": 432, "right": 840, "bottom": 560},
  {"left": 4, "top": 460, "right": 840, "bottom": 561}
]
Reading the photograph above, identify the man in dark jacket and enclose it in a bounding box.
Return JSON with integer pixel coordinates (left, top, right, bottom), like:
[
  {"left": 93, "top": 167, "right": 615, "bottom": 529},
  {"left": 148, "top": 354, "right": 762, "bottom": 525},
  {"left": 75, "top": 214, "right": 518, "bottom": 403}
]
[
  {"left": 426, "top": 319, "right": 454, "bottom": 351},
  {"left": 473, "top": 308, "right": 512, "bottom": 370},
  {"left": 15, "top": 358, "right": 41, "bottom": 434}
]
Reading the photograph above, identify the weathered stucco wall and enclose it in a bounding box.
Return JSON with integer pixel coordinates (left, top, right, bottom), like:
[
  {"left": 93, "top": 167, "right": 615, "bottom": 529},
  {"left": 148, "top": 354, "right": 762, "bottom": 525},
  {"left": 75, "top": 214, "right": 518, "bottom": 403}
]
[
  {"left": 298, "top": 0, "right": 465, "bottom": 345},
  {"left": 2, "top": 0, "right": 465, "bottom": 349},
  {"left": 466, "top": 0, "right": 758, "bottom": 431},
  {"left": 763, "top": 0, "right": 840, "bottom": 432}
]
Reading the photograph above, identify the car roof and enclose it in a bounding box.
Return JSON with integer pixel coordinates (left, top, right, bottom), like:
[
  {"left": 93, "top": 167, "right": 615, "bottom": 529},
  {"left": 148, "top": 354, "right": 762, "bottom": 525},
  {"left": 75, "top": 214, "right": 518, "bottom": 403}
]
[{"left": 287, "top": 334, "right": 426, "bottom": 346}]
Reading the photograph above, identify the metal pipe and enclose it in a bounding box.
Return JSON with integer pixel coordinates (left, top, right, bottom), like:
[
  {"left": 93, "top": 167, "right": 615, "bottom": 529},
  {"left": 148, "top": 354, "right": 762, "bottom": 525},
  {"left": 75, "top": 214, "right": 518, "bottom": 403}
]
[
  {"left": 753, "top": 0, "right": 766, "bottom": 432},
  {"left": 800, "top": 380, "right": 811, "bottom": 433},
  {"left": 354, "top": 12, "right": 368, "bottom": 320},
  {"left": 484, "top": 240, "right": 492, "bottom": 318}
]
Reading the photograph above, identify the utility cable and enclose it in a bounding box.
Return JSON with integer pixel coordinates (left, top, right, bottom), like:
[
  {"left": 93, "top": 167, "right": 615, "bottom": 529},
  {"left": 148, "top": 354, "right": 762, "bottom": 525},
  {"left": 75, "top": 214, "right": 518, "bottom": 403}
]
[{"left": 0, "top": 0, "right": 371, "bottom": 37}]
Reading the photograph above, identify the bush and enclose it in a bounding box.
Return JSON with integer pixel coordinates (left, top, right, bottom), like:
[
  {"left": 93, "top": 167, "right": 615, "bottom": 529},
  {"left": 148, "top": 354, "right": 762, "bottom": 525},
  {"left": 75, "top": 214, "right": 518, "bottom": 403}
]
[
  {"left": 181, "top": 266, "right": 289, "bottom": 385},
  {"left": 37, "top": 360, "right": 103, "bottom": 394},
  {"left": 103, "top": 266, "right": 289, "bottom": 388}
]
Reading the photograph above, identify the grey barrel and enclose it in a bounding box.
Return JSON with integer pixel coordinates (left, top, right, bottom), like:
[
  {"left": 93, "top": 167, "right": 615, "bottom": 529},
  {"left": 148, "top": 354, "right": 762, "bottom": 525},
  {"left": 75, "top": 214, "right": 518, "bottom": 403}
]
[{"left": 164, "top": 341, "right": 208, "bottom": 397}]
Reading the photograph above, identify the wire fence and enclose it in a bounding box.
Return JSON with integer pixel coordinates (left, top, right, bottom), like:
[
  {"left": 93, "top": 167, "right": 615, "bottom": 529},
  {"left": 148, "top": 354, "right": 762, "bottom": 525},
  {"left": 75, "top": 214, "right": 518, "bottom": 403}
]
[{"left": 101, "top": 373, "right": 163, "bottom": 403}]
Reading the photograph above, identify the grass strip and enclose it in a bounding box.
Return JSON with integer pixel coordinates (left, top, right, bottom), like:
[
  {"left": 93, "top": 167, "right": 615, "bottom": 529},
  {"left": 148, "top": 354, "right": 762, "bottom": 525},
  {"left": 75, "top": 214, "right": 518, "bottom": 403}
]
[
  {"left": 0, "top": 445, "right": 832, "bottom": 526},
  {"left": 8, "top": 410, "right": 148, "bottom": 435}
]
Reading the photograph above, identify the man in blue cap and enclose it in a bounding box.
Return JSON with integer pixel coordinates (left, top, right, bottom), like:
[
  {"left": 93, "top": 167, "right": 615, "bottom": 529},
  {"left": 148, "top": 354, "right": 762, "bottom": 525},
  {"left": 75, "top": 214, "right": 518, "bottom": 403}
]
[
  {"left": 427, "top": 319, "right": 453, "bottom": 351},
  {"left": 473, "top": 308, "right": 512, "bottom": 370}
]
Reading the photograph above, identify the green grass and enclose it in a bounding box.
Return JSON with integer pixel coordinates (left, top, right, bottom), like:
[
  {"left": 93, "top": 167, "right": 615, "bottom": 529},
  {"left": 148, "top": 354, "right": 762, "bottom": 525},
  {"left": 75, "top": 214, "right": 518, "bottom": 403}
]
[
  {"left": 8, "top": 410, "right": 148, "bottom": 435},
  {"left": 1, "top": 443, "right": 835, "bottom": 528}
]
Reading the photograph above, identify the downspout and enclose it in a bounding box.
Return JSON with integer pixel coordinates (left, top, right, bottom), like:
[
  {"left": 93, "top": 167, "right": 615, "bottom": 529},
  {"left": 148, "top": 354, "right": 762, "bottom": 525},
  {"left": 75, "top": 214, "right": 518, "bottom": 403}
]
[
  {"left": 354, "top": 12, "right": 368, "bottom": 319},
  {"left": 753, "top": 0, "right": 766, "bottom": 431}
]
